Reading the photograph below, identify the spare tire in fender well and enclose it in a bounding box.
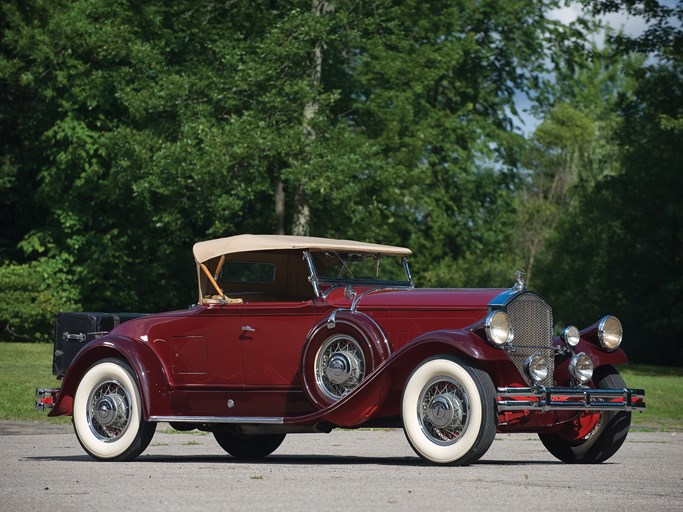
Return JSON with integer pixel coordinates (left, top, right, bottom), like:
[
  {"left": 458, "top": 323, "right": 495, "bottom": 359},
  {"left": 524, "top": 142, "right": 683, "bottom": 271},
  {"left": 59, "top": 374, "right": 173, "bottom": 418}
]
[{"left": 301, "top": 310, "right": 390, "bottom": 408}]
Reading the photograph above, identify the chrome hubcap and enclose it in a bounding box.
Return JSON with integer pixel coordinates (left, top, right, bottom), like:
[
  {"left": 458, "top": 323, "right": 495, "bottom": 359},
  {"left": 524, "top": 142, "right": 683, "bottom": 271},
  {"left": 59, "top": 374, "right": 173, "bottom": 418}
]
[
  {"left": 94, "top": 394, "right": 127, "bottom": 426},
  {"left": 426, "top": 393, "right": 463, "bottom": 429},
  {"left": 326, "top": 352, "right": 354, "bottom": 385},
  {"left": 316, "top": 335, "right": 365, "bottom": 400},
  {"left": 419, "top": 378, "right": 469, "bottom": 444}
]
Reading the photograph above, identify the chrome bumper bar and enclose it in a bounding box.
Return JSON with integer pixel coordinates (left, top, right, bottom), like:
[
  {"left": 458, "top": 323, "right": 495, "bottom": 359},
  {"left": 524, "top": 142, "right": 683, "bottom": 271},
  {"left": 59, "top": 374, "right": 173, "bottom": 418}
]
[{"left": 497, "top": 386, "right": 646, "bottom": 412}]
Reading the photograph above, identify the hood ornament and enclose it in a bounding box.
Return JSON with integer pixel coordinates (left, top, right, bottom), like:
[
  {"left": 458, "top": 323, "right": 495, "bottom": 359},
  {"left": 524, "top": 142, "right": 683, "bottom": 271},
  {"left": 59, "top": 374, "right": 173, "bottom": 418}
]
[{"left": 513, "top": 269, "right": 527, "bottom": 291}]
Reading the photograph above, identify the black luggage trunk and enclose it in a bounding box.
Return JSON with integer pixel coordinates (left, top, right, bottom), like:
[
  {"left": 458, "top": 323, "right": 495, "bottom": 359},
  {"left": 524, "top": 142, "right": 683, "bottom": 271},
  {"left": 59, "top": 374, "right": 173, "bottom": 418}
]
[{"left": 53, "top": 312, "right": 146, "bottom": 376}]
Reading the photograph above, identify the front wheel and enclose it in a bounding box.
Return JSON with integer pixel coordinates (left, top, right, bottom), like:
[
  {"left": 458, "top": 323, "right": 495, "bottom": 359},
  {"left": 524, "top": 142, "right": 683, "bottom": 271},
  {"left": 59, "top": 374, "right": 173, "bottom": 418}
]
[
  {"left": 538, "top": 366, "right": 632, "bottom": 464},
  {"left": 401, "top": 356, "right": 497, "bottom": 465},
  {"left": 213, "top": 431, "right": 286, "bottom": 459},
  {"left": 73, "top": 359, "right": 156, "bottom": 461}
]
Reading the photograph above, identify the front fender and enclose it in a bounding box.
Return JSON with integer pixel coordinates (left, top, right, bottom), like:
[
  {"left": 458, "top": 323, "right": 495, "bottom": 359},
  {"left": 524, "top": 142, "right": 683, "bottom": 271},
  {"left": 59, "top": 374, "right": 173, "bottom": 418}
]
[
  {"left": 578, "top": 343, "right": 629, "bottom": 367},
  {"left": 553, "top": 338, "right": 629, "bottom": 386},
  {"left": 288, "top": 329, "right": 512, "bottom": 427},
  {"left": 49, "top": 334, "right": 172, "bottom": 420}
]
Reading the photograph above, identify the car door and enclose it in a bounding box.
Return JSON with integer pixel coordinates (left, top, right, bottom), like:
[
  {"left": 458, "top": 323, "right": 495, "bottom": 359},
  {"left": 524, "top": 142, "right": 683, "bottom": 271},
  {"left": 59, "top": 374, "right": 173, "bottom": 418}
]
[{"left": 238, "top": 300, "right": 317, "bottom": 387}]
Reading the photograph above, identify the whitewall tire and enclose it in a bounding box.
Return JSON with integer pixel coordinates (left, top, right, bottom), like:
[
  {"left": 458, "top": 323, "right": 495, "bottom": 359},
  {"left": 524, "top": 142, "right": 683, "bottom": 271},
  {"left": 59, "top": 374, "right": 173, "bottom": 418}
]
[
  {"left": 401, "top": 357, "right": 497, "bottom": 465},
  {"left": 73, "top": 359, "right": 155, "bottom": 461}
]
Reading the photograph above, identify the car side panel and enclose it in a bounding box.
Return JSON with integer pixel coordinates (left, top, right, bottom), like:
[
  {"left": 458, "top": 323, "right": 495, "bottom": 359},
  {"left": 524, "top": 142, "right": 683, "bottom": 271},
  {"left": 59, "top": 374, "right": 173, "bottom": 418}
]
[{"left": 136, "top": 310, "right": 244, "bottom": 387}]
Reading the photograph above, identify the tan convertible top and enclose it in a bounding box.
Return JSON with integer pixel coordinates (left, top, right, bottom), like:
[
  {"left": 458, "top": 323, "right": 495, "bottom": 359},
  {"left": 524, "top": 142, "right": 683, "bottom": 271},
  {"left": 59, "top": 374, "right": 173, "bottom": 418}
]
[{"left": 193, "top": 234, "right": 411, "bottom": 264}]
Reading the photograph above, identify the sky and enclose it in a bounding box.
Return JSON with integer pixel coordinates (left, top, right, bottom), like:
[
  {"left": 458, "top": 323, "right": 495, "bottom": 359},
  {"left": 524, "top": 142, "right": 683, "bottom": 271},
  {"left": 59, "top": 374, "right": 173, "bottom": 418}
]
[
  {"left": 514, "top": 1, "right": 678, "bottom": 134},
  {"left": 547, "top": 3, "right": 654, "bottom": 39}
]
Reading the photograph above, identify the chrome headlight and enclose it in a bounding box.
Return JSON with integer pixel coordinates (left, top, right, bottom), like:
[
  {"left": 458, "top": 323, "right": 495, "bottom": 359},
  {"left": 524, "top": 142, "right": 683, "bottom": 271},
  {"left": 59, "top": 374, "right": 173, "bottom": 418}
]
[
  {"left": 561, "top": 325, "right": 580, "bottom": 348},
  {"left": 484, "top": 310, "right": 514, "bottom": 346},
  {"left": 568, "top": 352, "right": 593, "bottom": 383},
  {"left": 525, "top": 353, "right": 548, "bottom": 383},
  {"left": 598, "top": 315, "right": 623, "bottom": 351}
]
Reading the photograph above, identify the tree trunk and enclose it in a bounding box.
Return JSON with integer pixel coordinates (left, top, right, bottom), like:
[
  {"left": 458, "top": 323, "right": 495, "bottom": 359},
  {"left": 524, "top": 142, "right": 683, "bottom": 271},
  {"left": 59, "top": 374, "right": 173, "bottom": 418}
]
[
  {"left": 292, "top": 0, "right": 334, "bottom": 237},
  {"left": 275, "top": 178, "right": 285, "bottom": 235}
]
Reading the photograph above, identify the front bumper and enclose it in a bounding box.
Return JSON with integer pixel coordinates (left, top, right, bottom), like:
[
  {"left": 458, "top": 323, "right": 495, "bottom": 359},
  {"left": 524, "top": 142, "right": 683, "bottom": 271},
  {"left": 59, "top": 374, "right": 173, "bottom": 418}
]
[{"left": 497, "top": 386, "right": 646, "bottom": 412}]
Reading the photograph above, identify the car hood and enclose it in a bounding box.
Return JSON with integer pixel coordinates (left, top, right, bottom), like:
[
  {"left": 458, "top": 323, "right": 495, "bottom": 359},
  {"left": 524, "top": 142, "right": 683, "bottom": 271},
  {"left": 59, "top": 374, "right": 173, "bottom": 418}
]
[{"left": 328, "top": 287, "right": 507, "bottom": 311}]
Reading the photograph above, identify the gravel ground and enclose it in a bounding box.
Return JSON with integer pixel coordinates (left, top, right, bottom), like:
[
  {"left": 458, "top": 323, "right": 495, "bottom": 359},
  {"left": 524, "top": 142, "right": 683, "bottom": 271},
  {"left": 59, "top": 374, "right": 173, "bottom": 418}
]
[{"left": 1, "top": 421, "right": 682, "bottom": 512}]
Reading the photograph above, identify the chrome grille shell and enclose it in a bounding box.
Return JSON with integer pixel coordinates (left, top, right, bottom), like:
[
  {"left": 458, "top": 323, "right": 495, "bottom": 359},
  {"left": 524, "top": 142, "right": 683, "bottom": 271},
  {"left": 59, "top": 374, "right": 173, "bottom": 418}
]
[{"left": 493, "top": 291, "right": 554, "bottom": 387}]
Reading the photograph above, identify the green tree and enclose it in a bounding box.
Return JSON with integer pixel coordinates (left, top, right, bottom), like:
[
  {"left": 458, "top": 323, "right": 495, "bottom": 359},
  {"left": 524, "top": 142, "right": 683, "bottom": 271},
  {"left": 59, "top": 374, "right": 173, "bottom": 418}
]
[
  {"left": 535, "top": 2, "right": 683, "bottom": 363},
  {"left": 1, "top": 0, "right": 591, "bottom": 340},
  {"left": 516, "top": 43, "right": 639, "bottom": 285}
]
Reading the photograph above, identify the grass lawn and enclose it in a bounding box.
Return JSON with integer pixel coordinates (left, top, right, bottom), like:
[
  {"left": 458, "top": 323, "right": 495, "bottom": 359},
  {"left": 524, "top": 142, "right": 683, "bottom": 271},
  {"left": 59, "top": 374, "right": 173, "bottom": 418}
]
[
  {"left": 620, "top": 365, "right": 683, "bottom": 431},
  {"left": 0, "top": 342, "right": 680, "bottom": 430},
  {"left": 0, "top": 342, "right": 70, "bottom": 423}
]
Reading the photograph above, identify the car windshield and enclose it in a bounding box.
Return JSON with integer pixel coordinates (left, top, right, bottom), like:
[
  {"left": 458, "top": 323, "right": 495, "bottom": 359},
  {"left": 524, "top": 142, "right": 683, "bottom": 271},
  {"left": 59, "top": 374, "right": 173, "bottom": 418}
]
[{"left": 311, "top": 251, "right": 411, "bottom": 286}]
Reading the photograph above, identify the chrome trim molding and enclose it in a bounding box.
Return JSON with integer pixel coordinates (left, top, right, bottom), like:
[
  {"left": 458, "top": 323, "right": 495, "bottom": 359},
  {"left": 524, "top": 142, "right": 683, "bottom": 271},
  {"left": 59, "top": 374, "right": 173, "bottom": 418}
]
[
  {"left": 149, "top": 416, "right": 284, "bottom": 424},
  {"left": 303, "top": 251, "right": 321, "bottom": 298},
  {"left": 326, "top": 309, "right": 345, "bottom": 329},
  {"left": 403, "top": 256, "right": 415, "bottom": 288},
  {"left": 350, "top": 286, "right": 412, "bottom": 312},
  {"left": 496, "top": 386, "right": 646, "bottom": 412}
]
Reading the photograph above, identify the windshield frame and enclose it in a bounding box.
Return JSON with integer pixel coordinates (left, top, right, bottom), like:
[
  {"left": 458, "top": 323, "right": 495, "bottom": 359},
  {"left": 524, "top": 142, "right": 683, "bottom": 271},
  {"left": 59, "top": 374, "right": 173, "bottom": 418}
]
[{"left": 304, "top": 250, "right": 414, "bottom": 299}]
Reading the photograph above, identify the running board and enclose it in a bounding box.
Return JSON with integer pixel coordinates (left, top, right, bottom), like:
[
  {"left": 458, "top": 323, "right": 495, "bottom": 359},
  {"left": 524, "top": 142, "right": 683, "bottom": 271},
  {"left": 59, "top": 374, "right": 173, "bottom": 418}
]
[{"left": 149, "top": 415, "right": 284, "bottom": 424}]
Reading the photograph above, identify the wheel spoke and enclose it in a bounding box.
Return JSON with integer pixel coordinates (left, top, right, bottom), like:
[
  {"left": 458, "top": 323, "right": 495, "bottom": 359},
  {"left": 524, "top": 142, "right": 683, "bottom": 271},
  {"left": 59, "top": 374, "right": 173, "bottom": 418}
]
[
  {"left": 315, "top": 335, "right": 365, "bottom": 400},
  {"left": 87, "top": 379, "right": 131, "bottom": 441},
  {"left": 419, "top": 378, "right": 469, "bottom": 444}
]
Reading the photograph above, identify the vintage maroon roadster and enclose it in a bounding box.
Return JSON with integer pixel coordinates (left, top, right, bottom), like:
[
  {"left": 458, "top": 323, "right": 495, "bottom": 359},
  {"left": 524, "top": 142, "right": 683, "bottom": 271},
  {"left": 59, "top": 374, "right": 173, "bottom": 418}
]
[{"left": 36, "top": 234, "right": 645, "bottom": 464}]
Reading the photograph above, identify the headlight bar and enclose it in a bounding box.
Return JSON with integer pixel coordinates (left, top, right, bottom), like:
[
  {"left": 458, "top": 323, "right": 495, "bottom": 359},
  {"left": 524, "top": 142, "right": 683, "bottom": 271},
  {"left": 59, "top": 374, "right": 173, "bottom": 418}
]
[{"left": 496, "top": 386, "right": 646, "bottom": 412}]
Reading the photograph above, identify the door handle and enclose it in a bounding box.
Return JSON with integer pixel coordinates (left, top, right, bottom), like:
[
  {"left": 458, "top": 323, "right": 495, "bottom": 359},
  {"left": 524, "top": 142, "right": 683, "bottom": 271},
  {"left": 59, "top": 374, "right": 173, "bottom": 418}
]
[{"left": 241, "top": 325, "right": 256, "bottom": 333}]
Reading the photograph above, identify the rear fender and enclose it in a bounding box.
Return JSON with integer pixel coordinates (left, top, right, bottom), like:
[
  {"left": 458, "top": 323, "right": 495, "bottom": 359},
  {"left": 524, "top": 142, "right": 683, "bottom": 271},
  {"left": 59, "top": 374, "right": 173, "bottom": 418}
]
[{"left": 49, "top": 335, "right": 171, "bottom": 419}]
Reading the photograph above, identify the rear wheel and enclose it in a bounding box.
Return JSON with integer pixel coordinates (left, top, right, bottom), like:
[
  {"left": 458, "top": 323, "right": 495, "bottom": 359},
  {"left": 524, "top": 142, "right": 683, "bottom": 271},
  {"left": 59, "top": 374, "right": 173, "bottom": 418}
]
[
  {"left": 401, "top": 356, "right": 497, "bottom": 465},
  {"left": 73, "top": 359, "right": 156, "bottom": 461},
  {"left": 539, "top": 366, "right": 632, "bottom": 464},
  {"left": 213, "top": 431, "right": 286, "bottom": 459}
]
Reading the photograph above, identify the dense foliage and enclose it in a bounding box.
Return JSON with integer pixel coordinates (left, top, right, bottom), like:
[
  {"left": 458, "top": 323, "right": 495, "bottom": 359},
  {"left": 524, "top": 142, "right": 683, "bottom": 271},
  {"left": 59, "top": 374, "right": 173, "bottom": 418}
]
[{"left": 1, "top": 1, "right": 680, "bottom": 363}]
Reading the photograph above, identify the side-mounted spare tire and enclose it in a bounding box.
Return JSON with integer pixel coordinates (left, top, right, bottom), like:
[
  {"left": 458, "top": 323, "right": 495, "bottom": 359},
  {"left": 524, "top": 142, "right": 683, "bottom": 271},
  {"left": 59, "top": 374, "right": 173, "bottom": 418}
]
[{"left": 301, "top": 312, "right": 390, "bottom": 408}]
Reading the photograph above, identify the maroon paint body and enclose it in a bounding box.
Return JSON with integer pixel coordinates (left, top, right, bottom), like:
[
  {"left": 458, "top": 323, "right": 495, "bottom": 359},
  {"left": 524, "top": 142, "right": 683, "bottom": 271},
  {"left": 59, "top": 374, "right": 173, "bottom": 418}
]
[{"left": 49, "top": 284, "right": 629, "bottom": 432}]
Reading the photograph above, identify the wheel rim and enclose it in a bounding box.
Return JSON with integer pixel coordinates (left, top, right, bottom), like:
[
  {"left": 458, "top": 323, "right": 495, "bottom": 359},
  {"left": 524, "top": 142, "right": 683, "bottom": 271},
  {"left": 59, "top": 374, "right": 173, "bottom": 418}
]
[
  {"left": 86, "top": 379, "right": 132, "bottom": 442},
  {"left": 418, "top": 377, "right": 470, "bottom": 445},
  {"left": 315, "top": 334, "right": 365, "bottom": 400}
]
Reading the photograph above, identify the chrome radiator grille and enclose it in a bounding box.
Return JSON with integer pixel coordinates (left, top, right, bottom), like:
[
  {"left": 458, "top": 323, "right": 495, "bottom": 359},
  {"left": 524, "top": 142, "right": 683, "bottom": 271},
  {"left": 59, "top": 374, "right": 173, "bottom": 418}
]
[{"left": 504, "top": 292, "right": 554, "bottom": 387}]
